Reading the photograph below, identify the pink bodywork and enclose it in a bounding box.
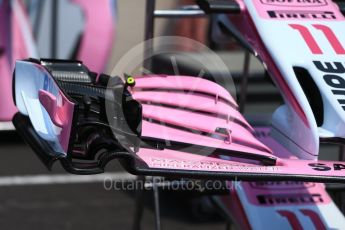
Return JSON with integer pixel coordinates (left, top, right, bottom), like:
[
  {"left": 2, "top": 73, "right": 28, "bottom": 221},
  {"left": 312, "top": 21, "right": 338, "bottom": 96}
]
[
  {"left": 219, "top": 1, "right": 343, "bottom": 228},
  {"left": 38, "top": 88, "right": 74, "bottom": 153},
  {"left": 131, "top": 73, "right": 343, "bottom": 228},
  {"left": 130, "top": 75, "right": 345, "bottom": 179},
  {"left": 131, "top": 75, "right": 272, "bottom": 157},
  {"left": 136, "top": 147, "right": 345, "bottom": 179}
]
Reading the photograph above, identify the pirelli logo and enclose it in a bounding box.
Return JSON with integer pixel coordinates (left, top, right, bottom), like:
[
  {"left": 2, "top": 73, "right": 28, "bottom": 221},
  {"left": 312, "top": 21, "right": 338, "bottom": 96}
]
[
  {"left": 267, "top": 10, "right": 336, "bottom": 19},
  {"left": 261, "top": 0, "right": 327, "bottom": 7},
  {"left": 257, "top": 193, "right": 324, "bottom": 205}
]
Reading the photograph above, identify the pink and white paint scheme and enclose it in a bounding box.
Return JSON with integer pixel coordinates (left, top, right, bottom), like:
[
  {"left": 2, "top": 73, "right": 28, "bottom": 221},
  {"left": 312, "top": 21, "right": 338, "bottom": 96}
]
[
  {"left": 130, "top": 72, "right": 345, "bottom": 229},
  {"left": 239, "top": 0, "right": 345, "bottom": 159},
  {"left": 130, "top": 74, "right": 345, "bottom": 181},
  {"left": 221, "top": 127, "right": 345, "bottom": 230},
  {"left": 221, "top": 0, "right": 345, "bottom": 229},
  {"left": 10, "top": 0, "right": 345, "bottom": 228},
  {"left": 130, "top": 0, "right": 345, "bottom": 227}
]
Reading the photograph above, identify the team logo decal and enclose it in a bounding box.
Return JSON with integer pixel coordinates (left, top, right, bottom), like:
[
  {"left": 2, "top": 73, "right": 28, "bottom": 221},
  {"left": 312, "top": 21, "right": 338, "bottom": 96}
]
[
  {"left": 250, "top": 181, "right": 314, "bottom": 190},
  {"left": 267, "top": 11, "right": 336, "bottom": 20},
  {"left": 260, "top": 0, "right": 327, "bottom": 7},
  {"left": 309, "top": 162, "right": 345, "bottom": 171},
  {"left": 252, "top": 0, "right": 343, "bottom": 20},
  {"left": 257, "top": 193, "right": 324, "bottom": 205}
]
